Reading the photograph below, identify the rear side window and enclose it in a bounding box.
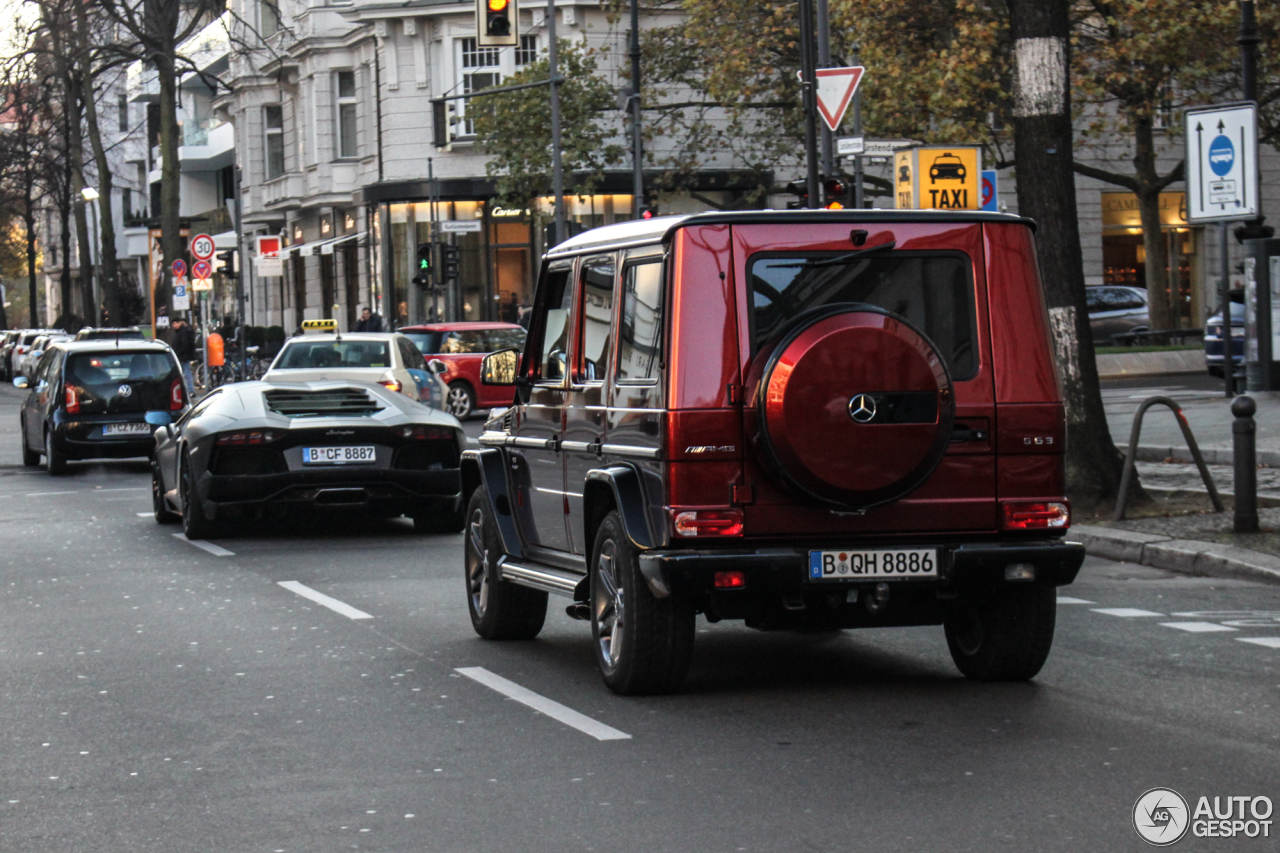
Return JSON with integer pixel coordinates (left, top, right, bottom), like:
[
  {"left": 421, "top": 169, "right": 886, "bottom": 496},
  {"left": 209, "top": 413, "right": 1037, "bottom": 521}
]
[
  {"left": 616, "top": 260, "right": 664, "bottom": 384},
  {"left": 486, "top": 328, "right": 526, "bottom": 350},
  {"left": 277, "top": 340, "right": 390, "bottom": 368},
  {"left": 398, "top": 336, "right": 426, "bottom": 367},
  {"left": 577, "top": 255, "right": 615, "bottom": 383},
  {"left": 533, "top": 264, "right": 573, "bottom": 383},
  {"left": 439, "top": 331, "right": 488, "bottom": 353},
  {"left": 748, "top": 251, "right": 978, "bottom": 380}
]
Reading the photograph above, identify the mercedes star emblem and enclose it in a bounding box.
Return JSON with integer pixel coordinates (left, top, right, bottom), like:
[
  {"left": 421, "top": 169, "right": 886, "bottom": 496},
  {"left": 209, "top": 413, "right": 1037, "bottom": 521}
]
[
  {"left": 848, "top": 393, "right": 876, "bottom": 423},
  {"left": 118, "top": 384, "right": 133, "bottom": 397}
]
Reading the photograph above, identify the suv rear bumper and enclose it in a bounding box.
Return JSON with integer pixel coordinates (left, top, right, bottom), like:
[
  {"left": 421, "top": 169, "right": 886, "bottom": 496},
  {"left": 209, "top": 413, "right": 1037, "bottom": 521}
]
[{"left": 637, "top": 539, "right": 1085, "bottom": 598}]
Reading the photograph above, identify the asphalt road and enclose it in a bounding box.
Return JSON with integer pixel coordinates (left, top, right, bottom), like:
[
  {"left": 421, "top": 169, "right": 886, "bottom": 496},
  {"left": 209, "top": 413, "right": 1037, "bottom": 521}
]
[{"left": 2, "top": 385, "right": 1278, "bottom": 852}]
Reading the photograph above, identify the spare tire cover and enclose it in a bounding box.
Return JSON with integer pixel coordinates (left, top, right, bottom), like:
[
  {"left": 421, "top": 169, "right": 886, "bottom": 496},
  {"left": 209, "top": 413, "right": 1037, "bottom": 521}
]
[{"left": 748, "top": 304, "right": 954, "bottom": 509}]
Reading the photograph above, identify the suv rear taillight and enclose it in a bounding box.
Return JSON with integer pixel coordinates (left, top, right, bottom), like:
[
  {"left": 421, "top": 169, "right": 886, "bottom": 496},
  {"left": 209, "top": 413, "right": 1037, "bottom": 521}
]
[
  {"left": 65, "top": 386, "right": 80, "bottom": 413},
  {"left": 672, "top": 509, "right": 743, "bottom": 537},
  {"left": 216, "top": 429, "right": 285, "bottom": 446},
  {"left": 1001, "top": 501, "right": 1069, "bottom": 530},
  {"left": 170, "top": 379, "right": 185, "bottom": 410}
]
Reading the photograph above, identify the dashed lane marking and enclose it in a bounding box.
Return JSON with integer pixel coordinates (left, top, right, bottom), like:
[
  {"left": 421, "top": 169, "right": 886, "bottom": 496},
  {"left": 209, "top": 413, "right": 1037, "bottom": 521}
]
[
  {"left": 24, "top": 491, "right": 77, "bottom": 497},
  {"left": 1056, "top": 596, "right": 1095, "bottom": 605},
  {"left": 277, "top": 581, "right": 373, "bottom": 620},
  {"left": 1160, "top": 621, "right": 1237, "bottom": 633},
  {"left": 1091, "top": 608, "right": 1165, "bottom": 618},
  {"left": 1237, "top": 637, "right": 1280, "bottom": 649},
  {"left": 172, "top": 533, "right": 235, "bottom": 557},
  {"left": 456, "top": 666, "right": 632, "bottom": 742},
  {"left": 136, "top": 512, "right": 152, "bottom": 518}
]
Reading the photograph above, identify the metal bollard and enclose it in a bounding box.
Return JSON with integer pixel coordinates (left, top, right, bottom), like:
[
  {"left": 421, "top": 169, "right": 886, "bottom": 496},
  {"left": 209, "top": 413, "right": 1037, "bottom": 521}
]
[{"left": 1232, "top": 395, "right": 1259, "bottom": 533}]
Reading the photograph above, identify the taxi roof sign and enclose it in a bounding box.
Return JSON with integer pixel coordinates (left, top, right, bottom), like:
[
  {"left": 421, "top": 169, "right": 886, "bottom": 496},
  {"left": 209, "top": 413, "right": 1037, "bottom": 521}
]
[{"left": 301, "top": 319, "right": 338, "bottom": 333}]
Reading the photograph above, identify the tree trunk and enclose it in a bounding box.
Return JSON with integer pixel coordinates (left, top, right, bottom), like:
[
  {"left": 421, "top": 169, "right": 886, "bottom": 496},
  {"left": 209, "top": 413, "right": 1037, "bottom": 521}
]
[
  {"left": 1006, "top": 0, "right": 1133, "bottom": 512},
  {"left": 157, "top": 53, "right": 181, "bottom": 325},
  {"left": 58, "top": 162, "right": 74, "bottom": 326},
  {"left": 1132, "top": 117, "right": 1174, "bottom": 330},
  {"left": 76, "top": 0, "right": 123, "bottom": 326},
  {"left": 25, "top": 205, "right": 38, "bottom": 328}
]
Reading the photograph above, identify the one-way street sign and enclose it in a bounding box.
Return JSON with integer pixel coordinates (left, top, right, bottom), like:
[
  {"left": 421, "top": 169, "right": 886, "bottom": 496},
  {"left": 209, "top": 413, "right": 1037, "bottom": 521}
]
[{"left": 1185, "top": 103, "right": 1259, "bottom": 223}]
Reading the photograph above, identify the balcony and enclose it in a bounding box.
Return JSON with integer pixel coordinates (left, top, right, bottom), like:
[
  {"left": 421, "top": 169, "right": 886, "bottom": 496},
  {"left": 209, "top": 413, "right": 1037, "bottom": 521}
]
[{"left": 179, "top": 121, "right": 235, "bottom": 171}]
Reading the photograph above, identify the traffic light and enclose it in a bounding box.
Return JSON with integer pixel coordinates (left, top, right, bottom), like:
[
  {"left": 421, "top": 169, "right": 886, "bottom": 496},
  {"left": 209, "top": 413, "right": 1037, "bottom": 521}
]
[
  {"left": 412, "top": 242, "right": 435, "bottom": 287},
  {"left": 476, "top": 0, "right": 518, "bottom": 46},
  {"left": 786, "top": 179, "right": 808, "bottom": 209},
  {"left": 823, "top": 176, "right": 850, "bottom": 209},
  {"left": 432, "top": 99, "right": 462, "bottom": 148},
  {"left": 639, "top": 206, "right": 658, "bottom": 220},
  {"left": 215, "top": 250, "right": 237, "bottom": 277},
  {"left": 441, "top": 243, "right": 461, "bottom": 282}
]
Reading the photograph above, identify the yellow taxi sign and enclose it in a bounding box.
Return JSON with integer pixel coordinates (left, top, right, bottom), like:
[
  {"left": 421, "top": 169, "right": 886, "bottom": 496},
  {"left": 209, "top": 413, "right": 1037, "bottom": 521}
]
[
  {"left": 301, "top": 319, "right": 338, "bottom": 333},
  {"left": 894, "top": 146, "right": 982, "bottom": 211}
]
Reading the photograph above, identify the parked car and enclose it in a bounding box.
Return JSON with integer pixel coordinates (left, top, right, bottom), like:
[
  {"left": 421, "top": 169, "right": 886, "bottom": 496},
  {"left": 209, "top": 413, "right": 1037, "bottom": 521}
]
[
  {"left": 14, "top": 339, "right": 188, "bottom": 474},
  {"left": 0, "top": 331, "right": 22, "bottom": 380},
  {"left": 263, "top": 332, "right": 449, "bottom": 409},
  {"left": 8, "top": 329, "right": 63, "bottom": 380},
  {"left": 399, "top": 322, "right": 527, "bottom": 419},
  {"left": 76, "top": 326, "right": 145, "bottom": 341},
  {"left": 462, "top": 210, "right": 1084, "bottom": 695},
  {"left": 1085, "top": 285, "right": 1150, "bottom": 344},
  {"left": 1204, "top": 291, "right": 1245, "bottom": 377},
  {"left": 148, "top": 379, "right": 466, "bottom": 538},
  {"left": 20, "top": 334, "right": 73, "bottom": 379}
]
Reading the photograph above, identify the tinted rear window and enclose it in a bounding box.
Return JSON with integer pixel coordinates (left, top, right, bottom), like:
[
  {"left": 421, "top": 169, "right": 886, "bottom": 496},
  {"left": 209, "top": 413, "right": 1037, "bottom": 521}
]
[
  {"left": 277, "top": 341, "right": 390, "bottom": 368},
  {"left": 65, "top": 351, "right": 180, "bottom": 414},
  {"left": 748, "top": 251, "right": 978, "bottom": 380}
]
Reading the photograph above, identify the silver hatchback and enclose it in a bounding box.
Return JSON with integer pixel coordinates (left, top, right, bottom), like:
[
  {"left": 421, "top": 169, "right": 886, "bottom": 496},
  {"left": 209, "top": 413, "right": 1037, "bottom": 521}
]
[{"left": 1086, "top": 285, "right": 1149, "bottom": 344}]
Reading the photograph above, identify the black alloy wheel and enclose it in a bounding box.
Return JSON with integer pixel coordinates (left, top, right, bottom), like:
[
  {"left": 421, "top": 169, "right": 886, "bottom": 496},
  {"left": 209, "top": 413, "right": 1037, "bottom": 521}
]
[
  {"left": 590, "top": 511, "right": 695, "bottom": 695},
  {"left": 152, "top": 463, "right": 179, "bottom": 524},
  {"left": 943, "top": 583, "right": 1057, "bottom": 681},
  {"left": 463, "top": 487, "right": 546, "bottom": 639},
  {"left": 179, "top": 453, "right": 217, "bottom": 539}
]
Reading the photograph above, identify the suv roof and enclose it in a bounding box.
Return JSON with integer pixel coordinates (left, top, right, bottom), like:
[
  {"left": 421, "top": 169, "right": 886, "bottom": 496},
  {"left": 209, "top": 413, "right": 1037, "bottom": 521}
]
[{"left": 547, "top": 209, "right": 1036, "bottom": 257}]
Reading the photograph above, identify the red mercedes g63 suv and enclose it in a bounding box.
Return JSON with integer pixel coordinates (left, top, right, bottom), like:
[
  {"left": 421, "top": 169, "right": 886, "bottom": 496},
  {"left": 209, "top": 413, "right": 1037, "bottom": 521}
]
[{"left": 461, "top": 210, "right": 1084, "bottom": 695}]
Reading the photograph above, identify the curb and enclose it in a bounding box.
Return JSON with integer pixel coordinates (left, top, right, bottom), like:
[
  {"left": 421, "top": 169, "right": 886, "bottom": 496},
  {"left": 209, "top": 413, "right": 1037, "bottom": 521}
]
[
  {"left": 1073, "top": 524, "right": 1280, "bottom": 585},
  {"left": 1131, "top": 444, "right": 1280, "bottom": 467}
]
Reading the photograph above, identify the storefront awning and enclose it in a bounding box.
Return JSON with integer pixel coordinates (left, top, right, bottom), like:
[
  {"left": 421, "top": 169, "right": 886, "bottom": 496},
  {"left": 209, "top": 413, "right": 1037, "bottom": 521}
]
[
  {"left": 312, "top": 232, "right": 366, "bottom": 255},
  {"left": 212, "top": 230, "right": 237, "bottom": 250}
]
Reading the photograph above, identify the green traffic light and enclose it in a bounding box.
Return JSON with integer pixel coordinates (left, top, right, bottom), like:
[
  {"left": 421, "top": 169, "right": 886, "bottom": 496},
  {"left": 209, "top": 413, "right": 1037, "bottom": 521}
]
[{"left": 420, "top": 259, "right": 430, "bottom": 269}]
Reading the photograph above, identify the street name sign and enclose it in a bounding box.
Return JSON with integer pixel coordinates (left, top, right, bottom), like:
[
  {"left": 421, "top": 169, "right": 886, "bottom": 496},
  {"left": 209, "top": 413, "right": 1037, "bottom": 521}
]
[
  {"left": 190, "top": 233, "right": 216, "bottom": 261},
  {"left": 1185, "top": 103, "right": 1259, "bottom": 223},
  {"left": 440, "top": 220, "right": 483, "bottom": 233},
  {"left": 837, "top": 138, "right": 918, "bottom": 157}
]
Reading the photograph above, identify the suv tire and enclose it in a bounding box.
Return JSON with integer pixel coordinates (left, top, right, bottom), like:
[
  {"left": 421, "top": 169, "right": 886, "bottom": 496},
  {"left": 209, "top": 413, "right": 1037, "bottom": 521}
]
[
  {"left": 591, "top": 511, "right": 695, "bottom": 695},
  {"left": 180, "top": 454, "right": 218, "bottom": 540},
  {"left": 20, "top": 418, "right": 40, "bottom": 467},
  {"left": 446, "top": 382, "right": 475, "bottom": 420},
  {"left": 464, "top": 488, "right": 547, "bottom": 639},
  {"left": 44, "top": 430, "right": 67, "bottom": 476},
  {"left": 152, "top": 463, "right": 179, "bottom": 524},
  {"left": 944, "top": 584, "right": 1056, "bottom": 681}
]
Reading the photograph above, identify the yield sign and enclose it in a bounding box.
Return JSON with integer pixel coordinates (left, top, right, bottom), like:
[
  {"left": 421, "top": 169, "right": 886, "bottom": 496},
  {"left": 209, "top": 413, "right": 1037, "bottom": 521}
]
[{"left": 798, "top": 66, "right": 865, "bottom": 132}]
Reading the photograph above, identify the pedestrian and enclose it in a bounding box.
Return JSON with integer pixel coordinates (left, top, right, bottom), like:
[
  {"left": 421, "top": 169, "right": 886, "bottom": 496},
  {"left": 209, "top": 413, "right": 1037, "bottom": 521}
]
[
  {"left": 354, "top": 306, "right": 384, "bottom": 332},
  {"left": 171, "top": 317, "right": 197, "bottom": 394}
]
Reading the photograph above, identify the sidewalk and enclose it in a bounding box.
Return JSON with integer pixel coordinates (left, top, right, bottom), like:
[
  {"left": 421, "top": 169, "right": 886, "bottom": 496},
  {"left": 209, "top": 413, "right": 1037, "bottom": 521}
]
[{"left": 1079, "top": 383, "right": 1280, "bottom": 584}]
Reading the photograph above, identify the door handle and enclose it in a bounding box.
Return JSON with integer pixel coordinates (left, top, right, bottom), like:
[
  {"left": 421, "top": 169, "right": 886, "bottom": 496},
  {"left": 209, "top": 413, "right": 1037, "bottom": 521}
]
[{"left": 949, "top": 428, "right": 988, "bottom": 443}]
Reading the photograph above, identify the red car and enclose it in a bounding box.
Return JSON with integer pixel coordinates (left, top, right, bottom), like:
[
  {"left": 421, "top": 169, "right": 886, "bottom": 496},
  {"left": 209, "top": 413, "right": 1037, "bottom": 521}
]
[
  {"left": 400, "top": 322, "right": 526, "bottom": 419},
  {"left": 462, "top": 210, "right": 1083, "bottom": 695}
]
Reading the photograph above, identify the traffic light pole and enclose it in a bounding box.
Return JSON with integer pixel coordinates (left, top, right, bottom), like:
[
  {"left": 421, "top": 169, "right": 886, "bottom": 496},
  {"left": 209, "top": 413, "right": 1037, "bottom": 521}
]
[
  {"left": 815, "top": 0, "right": 833, "bottom": 182},
  {"left": 797, "top": 0, "right": 821, "bottom": 209}
]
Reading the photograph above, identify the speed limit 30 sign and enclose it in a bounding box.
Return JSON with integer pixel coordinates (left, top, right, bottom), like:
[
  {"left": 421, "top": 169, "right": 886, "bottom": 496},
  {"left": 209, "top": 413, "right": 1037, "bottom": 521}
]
[{"left": 190, "top": 233, "right": 216, "bottom": 261}]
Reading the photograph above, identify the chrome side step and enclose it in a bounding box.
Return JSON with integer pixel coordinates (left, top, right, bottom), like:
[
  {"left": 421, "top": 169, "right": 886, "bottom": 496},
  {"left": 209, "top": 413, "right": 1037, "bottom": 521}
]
[{"left": 498, "top": 557, "right": 586, "bottom": 598}]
